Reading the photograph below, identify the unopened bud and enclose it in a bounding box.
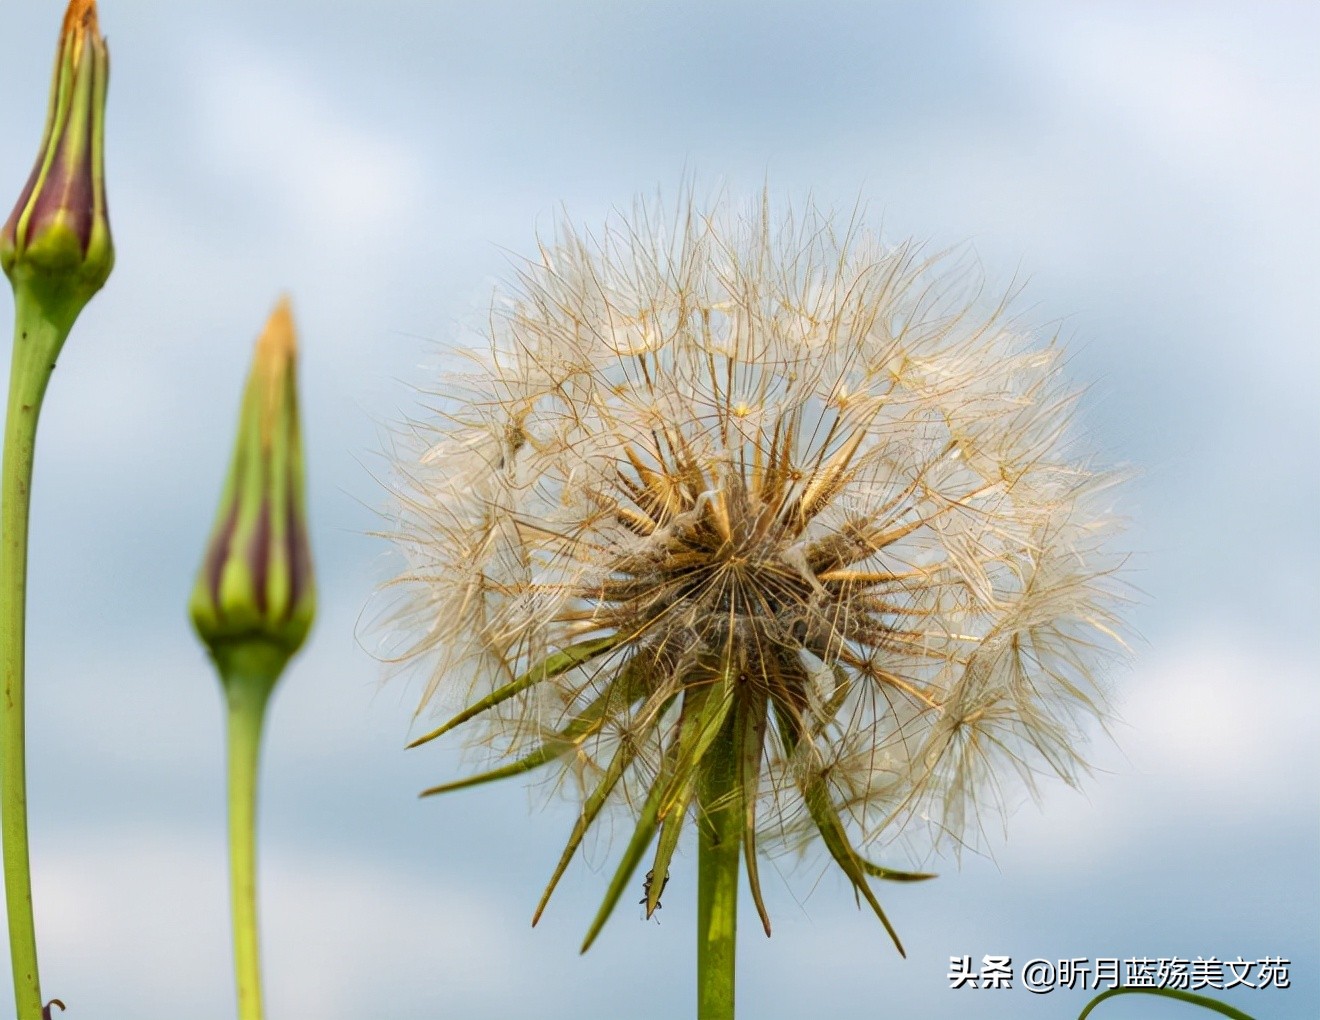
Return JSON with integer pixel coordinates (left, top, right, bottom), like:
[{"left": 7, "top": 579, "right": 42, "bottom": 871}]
[
  {"left": 1, "top": 0, "right": 113, "bottom": 327},
  {"left": 190, "top": 298, "right": 315, "bottom": 680}
]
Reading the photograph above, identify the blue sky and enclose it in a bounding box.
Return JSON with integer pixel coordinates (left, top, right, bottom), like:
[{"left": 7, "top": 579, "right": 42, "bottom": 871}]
[{"left": 0, "top": 2, "right": 1316, "bottom": 1017}]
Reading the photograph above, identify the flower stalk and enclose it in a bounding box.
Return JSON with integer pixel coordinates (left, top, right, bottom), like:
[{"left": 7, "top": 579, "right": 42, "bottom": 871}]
[
  {"left": 1, "top": 2, "right": 112, "bottom": 1015},
  {"left": 695, "top": 713, "right": 740, "bottom": 1020},
  {"left": 0, "top": 290, "right": 63, "bottom": 1020},
  {"left": 218, "top": 644, "right": 284, "bottom": 1020},
  {"left": 190, "top": 299, "right": 314, "bottom": 1020}
]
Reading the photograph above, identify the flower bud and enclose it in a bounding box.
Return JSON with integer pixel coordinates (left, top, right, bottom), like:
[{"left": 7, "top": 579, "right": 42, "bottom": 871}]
[
  {"left": 1, "top": 0, "right": 113, "bottom": 325},
  {"left": 190, "top": 298, "right": 315, "bottom": 679}
]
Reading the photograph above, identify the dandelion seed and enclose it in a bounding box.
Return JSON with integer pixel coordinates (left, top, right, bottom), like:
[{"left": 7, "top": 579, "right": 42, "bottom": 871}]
[{"left": 379, "top": 189, "right": 1126, "bottom": 1013}]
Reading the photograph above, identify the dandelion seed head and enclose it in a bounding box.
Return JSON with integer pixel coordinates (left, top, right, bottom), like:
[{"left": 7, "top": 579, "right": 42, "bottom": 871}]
[{"left": 381, "top": 190, "right": 1127, "bottom": 936}]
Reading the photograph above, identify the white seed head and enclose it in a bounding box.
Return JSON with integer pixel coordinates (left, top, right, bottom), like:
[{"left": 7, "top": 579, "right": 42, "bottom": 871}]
[{"left": 382, "top": 191, "right": 1127, "bottom": 873}]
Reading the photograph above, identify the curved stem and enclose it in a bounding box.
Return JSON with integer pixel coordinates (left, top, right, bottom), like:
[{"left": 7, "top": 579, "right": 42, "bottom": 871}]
[
  {"left": 1078, "top": 987, "right": 1257, "bottom": 1020},
  {"left": 696, "top": 716, "right": 740, "bottom": 1020},
  {"left": 217, "top": 643, "right": 282, "bottom": 1020},
  {"left": 1, "top": 294, "right": 67, "bottom": 1020}
]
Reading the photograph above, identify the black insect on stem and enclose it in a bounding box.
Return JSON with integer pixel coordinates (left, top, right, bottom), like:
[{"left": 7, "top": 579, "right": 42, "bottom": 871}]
[{"left": 640, "top": 868, "right": 671, "bottom": 917}]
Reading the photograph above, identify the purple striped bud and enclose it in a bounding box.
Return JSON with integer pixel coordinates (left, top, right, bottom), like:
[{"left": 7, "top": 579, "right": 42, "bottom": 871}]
[
  {"left": 1, "top": 0, "right": 113, "bottom": 327},
  {"left": 190, "top": 299, "right": 315, "bottom": 677}
]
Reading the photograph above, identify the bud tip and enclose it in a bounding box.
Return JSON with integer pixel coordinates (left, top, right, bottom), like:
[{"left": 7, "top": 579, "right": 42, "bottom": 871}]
[
  {"left": 257, "top": 295, "right": 298, "bottom": 364},
  {"left": 64, "top": 0, "right": 100, "bottom": 40}
]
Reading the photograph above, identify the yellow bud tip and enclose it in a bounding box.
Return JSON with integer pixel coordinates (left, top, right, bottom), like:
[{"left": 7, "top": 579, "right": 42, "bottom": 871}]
[
  {"left": 256, "top": 294, "right": 298, "bottom": 365},
  {"left": 63, "top": 0, "right": 101, "bottom": 44},
  {"left": 252, "top": 295, "right": 298, "bottom": 444}
]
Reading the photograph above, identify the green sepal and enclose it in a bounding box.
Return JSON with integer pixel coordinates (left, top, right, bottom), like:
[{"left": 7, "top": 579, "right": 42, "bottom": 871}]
[
  {"left": 800, "top": 771, "right": 905, "bottom": 956},
  {"left": 735, "top": 695, "right": 773, "bottom": 936},
  {"left": 579, "top": 768, "right": 668, "bottom": 953},
  {"left": 773, "top": 702, "right": 907, "bottom": 955},
  {"left": 860, "top": 861, "right": 937, "bottom": 882},
  {"left": 532, "top": 737, "right": 640, "bottom": 927},
  {"left": 657, "top": 669, "right": 736, "bottom": 817},
  {"left": 643, "top": 784, "right": 689, "bottom": 918},
  {"left": 407, "top": 635, "right": 618, "bottom": 749},
  {"left": 641, "top": 665, "right": 738, "bottom": 916},
  {"left": 419, "top": 654, "right": 642, "bottom": 796},
  {"left": 532, "top": 684, "right": 678, "bottom": 925},
  {"left": 587, "top": 663, "right": 736, "bottom": 942}
]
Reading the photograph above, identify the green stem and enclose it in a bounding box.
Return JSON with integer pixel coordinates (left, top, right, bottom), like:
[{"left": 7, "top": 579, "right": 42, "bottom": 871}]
[
  {"left": 216, "top": 643, "right": 283, "bottom": 1020},
  {"left": 1078, "top": 987, "right": 1257, "bottom": 1020},
  {"left": 1, "top": 292, "right": 69, "bottom": 1020},
  {"left": 696, "top": 718, "right": 741, "bottom": 1020}
]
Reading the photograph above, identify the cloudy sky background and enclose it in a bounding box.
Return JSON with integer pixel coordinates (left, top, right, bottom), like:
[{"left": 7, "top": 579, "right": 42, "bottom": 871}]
[{"left": 0, "top": 1, "right": 1316, "bottom": 1017}]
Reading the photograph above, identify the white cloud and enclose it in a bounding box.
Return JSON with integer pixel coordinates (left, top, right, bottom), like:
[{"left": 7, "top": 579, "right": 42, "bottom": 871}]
[
  {"left": 1005, "top": 635, "right": 1319, "bottom": 872},
  {"left": 188, "top": 41, "right": 425, "bottom": 245},
  {"left": 31, "top": 829, "right": 513, "bottom": 1020},
  {"left": 987, "top": 2, "right": 1320, "bottom": 381},
  {"left": 1119, "top": 637, "right": 1320, "bottom": 796},
  {"left": 1002, "top": 5, "right": 1319, "bottom": 197}
]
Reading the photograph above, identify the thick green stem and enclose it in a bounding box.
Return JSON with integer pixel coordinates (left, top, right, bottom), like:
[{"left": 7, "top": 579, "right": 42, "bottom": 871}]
[
  {"left": 216, "top": 643, "right": 283, "bottom": 1020},
  {"left": 1, "top": 294, "right": 68, "bottom": 1020},
  {"left": 696, "top": 720, "right": 741, "bottom": 1020}
]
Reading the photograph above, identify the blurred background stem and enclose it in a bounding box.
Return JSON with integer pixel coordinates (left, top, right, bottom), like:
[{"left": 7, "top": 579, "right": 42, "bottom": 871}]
[
  {"left": 216, "top": 643, "right": 284, "bottom": 1020},
  {"left": 1, "top": 293, "right": 68, "bottom": 1019}
]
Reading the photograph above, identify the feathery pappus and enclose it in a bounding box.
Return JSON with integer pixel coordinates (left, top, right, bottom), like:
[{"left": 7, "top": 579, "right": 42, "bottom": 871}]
[{"left": 380, "top": 190, "right": 1127, "bottom": 953}]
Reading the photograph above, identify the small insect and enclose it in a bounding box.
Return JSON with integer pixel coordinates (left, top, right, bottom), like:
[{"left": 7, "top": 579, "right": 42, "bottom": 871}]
[{"left": 639, "top": 868, "right": 670, "bottom": 920}]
